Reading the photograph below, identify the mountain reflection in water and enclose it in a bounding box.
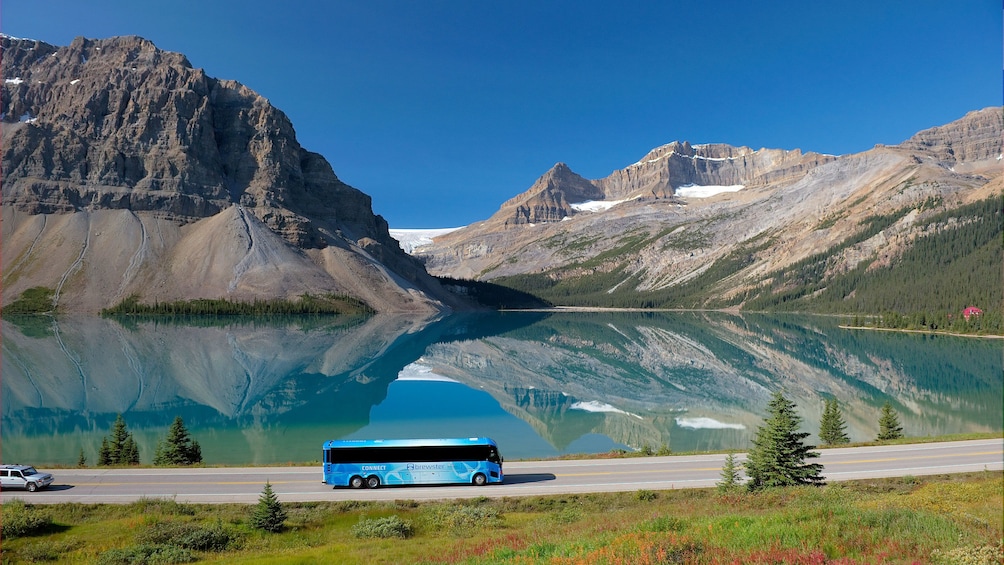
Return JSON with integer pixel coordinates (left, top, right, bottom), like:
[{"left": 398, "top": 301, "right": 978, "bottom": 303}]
[{"left": 2, "top": 312, "right": 999, "bottom": 466}]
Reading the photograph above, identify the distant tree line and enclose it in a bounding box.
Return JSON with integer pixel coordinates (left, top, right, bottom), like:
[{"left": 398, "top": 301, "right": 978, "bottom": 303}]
[
  {"left": 2, "top": 287, "right": 56, "bottom": 316},
  {"left": 492, "top": 194, "right": 1001, "bottom": 334},
  {"left": 101, "top": 293, "right": 374, "bottom": 317},
  {"left": 743, "top": 194, "right": 1002, "bottom": 333},
  {"left": 435, "top": 276, "right": 552, "bottom": 309},
  {"left": 92, "top": 415, "right": 202, "bottom": 467}
]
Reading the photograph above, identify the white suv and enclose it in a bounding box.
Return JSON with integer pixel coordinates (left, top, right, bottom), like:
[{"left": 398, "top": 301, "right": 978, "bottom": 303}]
[{"left": 0, "top": 465, "right": 54, "bottom": 492}]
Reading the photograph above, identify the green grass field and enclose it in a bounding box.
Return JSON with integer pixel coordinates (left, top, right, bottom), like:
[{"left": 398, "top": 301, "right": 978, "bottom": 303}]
[{"left": 2, "top": 472, "right": 1000, "bottom": 564}]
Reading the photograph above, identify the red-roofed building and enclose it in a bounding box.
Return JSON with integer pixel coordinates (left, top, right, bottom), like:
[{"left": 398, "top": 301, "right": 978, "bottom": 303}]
[{"left": 963, "top": 306, "right": 983, "bottom": 321}]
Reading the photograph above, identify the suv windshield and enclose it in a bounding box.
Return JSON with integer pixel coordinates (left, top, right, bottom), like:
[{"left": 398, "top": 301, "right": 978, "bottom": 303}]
[{"left": 22, "top": 467, "right": 38, "bottom": 475}]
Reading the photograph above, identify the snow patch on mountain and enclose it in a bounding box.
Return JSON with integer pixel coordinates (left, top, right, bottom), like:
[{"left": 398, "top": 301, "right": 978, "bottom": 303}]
[
  {"left": 390, "top": 227, "right": 462, "bottom": 254},
  {"left": 396, "top": 361, "right": 459, "bottom": 383},
  {"left": 570, "top": 400, "right": 643, "bottom": 419},
  {"left": 675, "top": 184, "right": 744, "bottom": 198},
  {"left": 675, "top": 417, "right": 745, "bottom": 430},
  {"left": 571, "top": 197, "right": 639, "bottom": 212}
]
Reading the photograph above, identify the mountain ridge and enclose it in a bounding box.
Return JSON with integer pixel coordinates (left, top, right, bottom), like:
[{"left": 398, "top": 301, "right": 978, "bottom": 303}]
[
  {"left": 413, "top": 107, "right": 1002, "bottom": 317},
  {"left": 1, "top": 34, "right": 467, "bottom": 314}
]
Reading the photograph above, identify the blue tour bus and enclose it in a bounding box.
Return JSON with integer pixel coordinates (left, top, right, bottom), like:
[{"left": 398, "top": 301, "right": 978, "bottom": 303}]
[{"left": 322, "top": 437, "right": 504, "bottom": 488}]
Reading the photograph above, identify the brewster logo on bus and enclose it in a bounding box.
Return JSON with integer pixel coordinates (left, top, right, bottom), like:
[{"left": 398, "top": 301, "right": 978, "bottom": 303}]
[
  {"left": 407, "top": 463, "right": 448, "bottom": 471},
  {"left": 361, "top": 465, "right": 387, "bottom": 471}
]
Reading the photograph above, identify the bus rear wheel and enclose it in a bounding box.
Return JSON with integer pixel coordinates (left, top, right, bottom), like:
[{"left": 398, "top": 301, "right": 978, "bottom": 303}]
[
  {"left": 472, "top": 473, "right": 487, "bottom": 486},
  {"left": 366, "top": 475, "right": 381, "bottom": 489},
  {"left": 349, "top": 476, "right": 364, "bottom": 489}
]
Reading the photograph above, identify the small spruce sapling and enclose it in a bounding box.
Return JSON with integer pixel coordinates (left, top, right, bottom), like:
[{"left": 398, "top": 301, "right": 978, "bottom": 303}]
[
  {"left": 250, "top": 481, "right": 287, "bottom": 533},
  {"left": 819, "top": 398, "right": 850, "bottom": 445},
  {"left": 877, "top": 401, "right": 904, "bottom": 441},
  {"left": 717, "top": 452, "right": 742, "bottom": 493}
]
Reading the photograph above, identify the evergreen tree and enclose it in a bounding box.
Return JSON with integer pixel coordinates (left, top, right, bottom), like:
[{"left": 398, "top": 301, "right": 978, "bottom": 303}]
[
  {"left": 98, "top": 438, "right": 111, "bottom": 466},
  {"left": 744, "top": 391, "right": 825, "bottom": 491},
  {"left": 100, "top": 414, "right": 140, "bottom": 465},
  {"left": 877, "top": 401, "right": 904, "bottom": 441},
  {"left": 77, "top": 448, "right": 87, "bottom": 468},
  {"left": 819, "top": 398, "right": 850, "bottom": 445},
  {"left": 124, "top": 437, "right": 140, "bottom": 465},
  {"left": 109, "top": 414, "right": 130, "bottom": 463},
  {"left": 717, "top": 452, "right": 742, "bottom": 493},
  {"left": 250, "top": 481, "right": 287, "bottom": 533},
  {"left": 154, "top": 417, "right": 203, "bottom": 466}
]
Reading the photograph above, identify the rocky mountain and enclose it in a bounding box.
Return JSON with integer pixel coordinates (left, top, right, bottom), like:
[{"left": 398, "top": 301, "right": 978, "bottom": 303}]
[
  {"left": 1, "top": 35, "right": 465, "bottom": 314},
  {"left": 472, "top": 143, "right": 836, "bottom": 230},
  {"left": 414, "top": 107, "right": 1002, "bottom": 311}
]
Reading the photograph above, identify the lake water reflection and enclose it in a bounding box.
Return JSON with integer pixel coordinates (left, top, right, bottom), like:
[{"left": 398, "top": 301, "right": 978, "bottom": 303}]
[{"left": 2, "top": 311, "right": 1000, "bottom": 466}]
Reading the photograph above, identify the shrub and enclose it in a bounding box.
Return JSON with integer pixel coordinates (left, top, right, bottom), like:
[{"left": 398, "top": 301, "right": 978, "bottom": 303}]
[
  {"left": 548, "top": 506, "right": 582, "bottom": 524},
  {"left": 14, "top": 540, "right": 83, "bottom": 562},
  {"left": 930, "top": 543, "right": 1003, "bottom": 565},
  {"left": 351, "top": 515, "right": 414, "bottom": 539},
  {"left": 97, "top": 544, "right": 195, "bottom": 565},
  {"left": 636, "top": 489, "right": 658, "bottom": 502},
  {"left": 136, "top": 520, "right": 242, "bottom": 552},
  {"left": 1, "top": 500, "right": 53, "bottom": 538},
  {"left": 638, "top": 515, "right": 688, "bottom": 533},
  {"left": 424, "top": 504, "right": 503, "bottom": 536},
  {"left": 131, "top": 497, "right": 196, "bottom": 517}
]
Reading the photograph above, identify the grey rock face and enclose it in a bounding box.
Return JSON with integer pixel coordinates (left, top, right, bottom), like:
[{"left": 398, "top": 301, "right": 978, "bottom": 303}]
[
  {"left": 597, "top": 141, "right": 835, "bottom": 199},
  {"left": 898, "top": 107, "right": 1003, "bottom": 167},
  {"left": 468, "top": 141, "right": 836, "bottom": 232},
  {"left": 415, "top": 107, "right": 1002, "bottom": 298},
  {"left": 1, "top": 35, "right": 462, "bottom": 313},
  {"left": 2, "top": 35, "right": 379, "bottom": 246},
  {"left": 497, "top": 163, "right": 604, "bottom": 226}
]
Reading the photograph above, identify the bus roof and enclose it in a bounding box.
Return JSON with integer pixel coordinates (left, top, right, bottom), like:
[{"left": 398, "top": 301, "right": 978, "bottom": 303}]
[{"left": 323, "top": 437, "right": 498, "bottom": 450}]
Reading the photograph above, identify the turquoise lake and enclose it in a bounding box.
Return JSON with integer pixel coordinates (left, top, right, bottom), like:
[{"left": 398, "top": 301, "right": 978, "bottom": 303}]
[{"left": 2, "top": 311, "right": 1000, "bottom": 466}]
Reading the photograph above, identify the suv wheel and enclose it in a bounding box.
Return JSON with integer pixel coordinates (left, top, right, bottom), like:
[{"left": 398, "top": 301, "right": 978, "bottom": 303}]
[{"left": 26, "top": 482, "right": 37, "bottom": 492}]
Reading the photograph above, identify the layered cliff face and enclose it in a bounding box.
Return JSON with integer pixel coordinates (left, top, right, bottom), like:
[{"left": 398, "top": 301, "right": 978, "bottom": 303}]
[
  {"left": 1, "top": 35, "right": 461, "bottom": 313},
  {"left": 416, "top": 107, "right": 1002, "bottom": 296},
  {"left": 898, "top": 107, "right": 1003, "bottom": 171},
  {"left": 597, "top": 141, "right": 835, "bottom": 200}
]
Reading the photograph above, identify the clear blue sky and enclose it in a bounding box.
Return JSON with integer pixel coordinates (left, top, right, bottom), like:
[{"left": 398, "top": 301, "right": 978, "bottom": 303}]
[{"left": 3, "top": 1, "right": 1000, "bottom": 227}]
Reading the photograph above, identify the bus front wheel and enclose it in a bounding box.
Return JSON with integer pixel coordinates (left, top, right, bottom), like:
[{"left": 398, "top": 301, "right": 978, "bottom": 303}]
[
  {"left": 349, "top": 476, "right": 364, "bottom": 489},
  {"left": 366, "top": 475, "right": 381, "bottom": 489},
  {"left": 472, "top": 473, "right": 487, "bottom": 486}
]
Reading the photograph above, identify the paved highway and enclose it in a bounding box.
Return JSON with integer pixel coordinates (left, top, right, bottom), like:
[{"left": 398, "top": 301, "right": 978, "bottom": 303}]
[{"left": 3, "top": 439, "right": 1000, "bottom": 504}]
